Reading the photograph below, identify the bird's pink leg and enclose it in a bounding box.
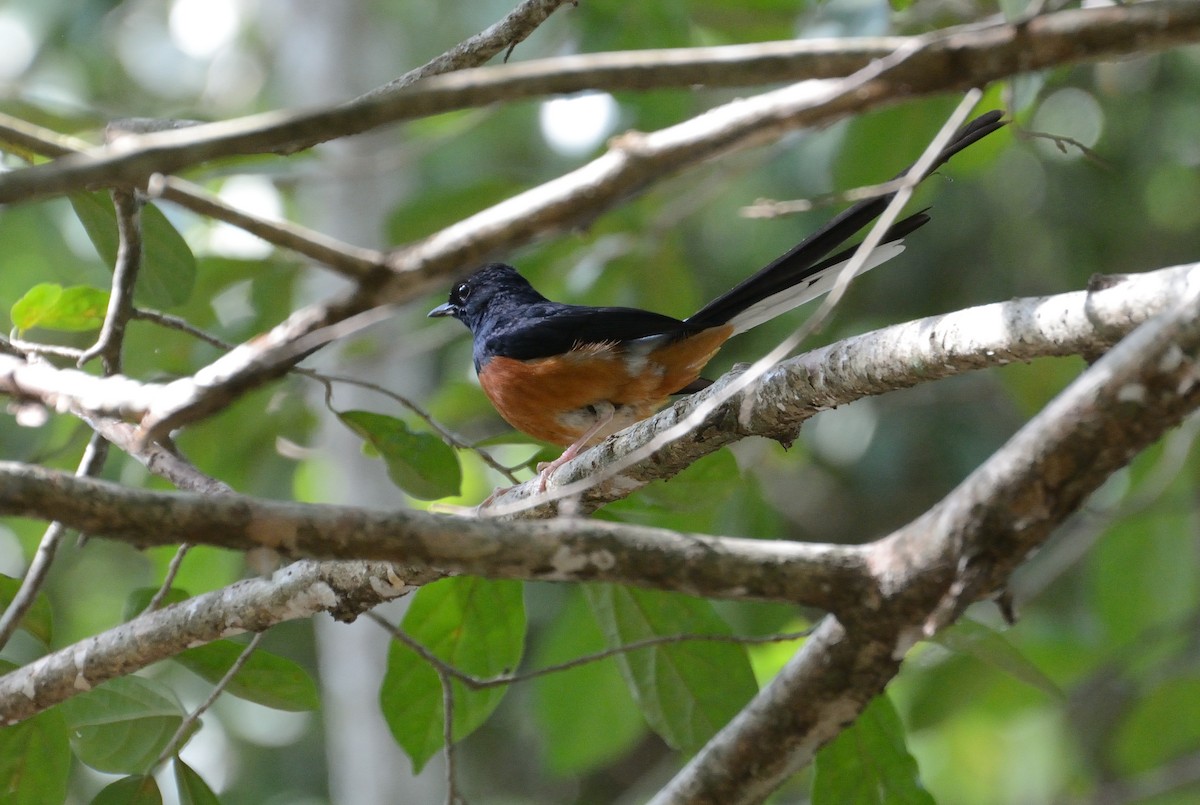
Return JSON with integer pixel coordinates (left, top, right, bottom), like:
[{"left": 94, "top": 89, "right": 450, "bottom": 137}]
[{"left": 535, "top": 403, "right": 615, "bottom": 492}]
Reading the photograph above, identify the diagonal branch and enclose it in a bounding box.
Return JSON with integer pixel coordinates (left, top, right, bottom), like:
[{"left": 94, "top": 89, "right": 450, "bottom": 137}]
[
  {"left": 363, "top": 0, "right": 578, "bottom": 93},
  {"left": 0, "top": 559, "right": 432, "bottom": 724},
  {"left": 0, "top": 111, "right": 387, "bottom": 280},
  {"left": 651, "top": 266, "right": 1200, "bottom": 805}
]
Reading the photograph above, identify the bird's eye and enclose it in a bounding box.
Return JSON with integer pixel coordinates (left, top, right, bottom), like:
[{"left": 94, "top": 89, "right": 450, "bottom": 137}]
[{"left": 454, "top": 282, "right": 471, "bottom": 302}]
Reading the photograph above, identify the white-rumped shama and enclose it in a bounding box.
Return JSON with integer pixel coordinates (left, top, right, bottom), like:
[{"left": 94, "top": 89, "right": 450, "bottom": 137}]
[{"left": 430, "top": 111, "right": 1005, "bottom": 485}]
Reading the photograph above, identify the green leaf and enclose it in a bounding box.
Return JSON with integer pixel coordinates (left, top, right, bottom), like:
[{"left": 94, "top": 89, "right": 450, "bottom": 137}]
[
  {"left": 1112, "top": 674, "right": 1200, "bottom": 775},
  {"left": 69, "top": 192, "right": 197, "bottom": 308},
  {"left": 175, "top": 640, "right": 320, "bottom": 712},
  {"left": 10, "top": 283, "right": 108, "bottom": 334},
  {"left": 90, "top": 775, "right": 162, "bottom": 805},
  {"left": 60, "top": 676, "right": 184, "bottom": 774},
  {"left": 0, "top": 704, "right": 70, "bottom": 805},
  {"left": 380, "top": 577, "right": 525, "bottom": 772},
  {"left": 174, "top": 759, "right": 220, "bottom": 805},
  {"left": 888, "top": 0, "right": 914, "bottom": 9},
  {"left": 583, "top": 584, "right": 757, "bottom": 752},
  {"left": 531, "top": 590, "right": 645, "bottom": 775},
  {"left": 597, "top": 431, "right": 783, "bottom": 541},
  {"left": 386, "top": 178, "right": 521, "bottom": 245},
  {"left": 338, "top": 410, "right": 461, "bottom": 500},
  {"left": 123, "top": 587, "right": 191, "bottom": 621},
  {"left": 1089, "top": 500, "right": 1200, "bottom": 647},
  {"left": 933, "top": 619, "right": 1063, "bottom": 700},
  {"left": 0, "top": 574, "right": 54, "bottom": 645},
  {"left": 746, "top": 621, "right": 809, "bottom": 686},
  {"left": 10, "top": 284, "right": 60, "bottom": 332},
  {"left": 813, "top": 693, "right": 935, "bottom": 805}
]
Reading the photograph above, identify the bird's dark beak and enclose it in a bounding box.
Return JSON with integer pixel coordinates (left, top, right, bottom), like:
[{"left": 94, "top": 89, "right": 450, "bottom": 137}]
[{"left": 428, "top": 302, "right": 455, "bottom": 318}]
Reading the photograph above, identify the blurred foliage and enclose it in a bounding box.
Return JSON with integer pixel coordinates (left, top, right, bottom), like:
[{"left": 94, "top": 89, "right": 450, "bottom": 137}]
[
  {"left": 381, "top": 577, "right": 526, "bottom": 772},
  {"left": 813, "top": 693, "right": 934, "bottom": 805},
  {"left": 0, "top": 0, "right": 1198, "bottom": 803}
]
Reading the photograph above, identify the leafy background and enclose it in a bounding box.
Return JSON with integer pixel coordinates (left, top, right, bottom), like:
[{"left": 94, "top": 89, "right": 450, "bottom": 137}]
[{"left": 1, "top": 0, "right": 1199, "bottom": 802}]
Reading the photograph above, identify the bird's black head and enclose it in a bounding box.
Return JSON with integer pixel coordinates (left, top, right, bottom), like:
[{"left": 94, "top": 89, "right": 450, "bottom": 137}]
[{"left": 428, "top": 263, "right": 546, "bottom": 333}]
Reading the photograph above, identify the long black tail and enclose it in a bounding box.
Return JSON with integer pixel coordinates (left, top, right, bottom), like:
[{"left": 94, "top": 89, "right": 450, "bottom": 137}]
[{"left": 685, "top": 110, "right": 1006, "bottom": 330}]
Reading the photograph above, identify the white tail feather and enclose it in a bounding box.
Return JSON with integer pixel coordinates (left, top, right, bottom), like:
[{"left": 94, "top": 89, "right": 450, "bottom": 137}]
[{"left": 726, "top": 241, "right": 907, "bottom": 335}]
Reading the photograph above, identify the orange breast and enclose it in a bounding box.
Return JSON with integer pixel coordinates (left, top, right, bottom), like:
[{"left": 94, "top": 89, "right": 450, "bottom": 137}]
[{"left": 477, "top": 325, "right": 733, "bottom": 447}]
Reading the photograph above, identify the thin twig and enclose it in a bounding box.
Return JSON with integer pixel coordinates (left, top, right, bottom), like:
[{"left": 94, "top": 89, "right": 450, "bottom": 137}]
[
  {"left": 0, "top": 110, "right": 386, "bottom": 281},
  {"left": 0, "top": 432, "right": 109, "bottom": 650},
  {"left": 131, "top": 305, "right": 510, "bottom": 482},
  {"left": 130, "top": 303, "right": 511, "bottom": 482},
  {"left": 1014, "top": 126, "right": 1113, "bottom": 169},
  {"left": 142, "top": 544, "right": 194, "bottom": 614},
  {"left": 130, "top": 308, "right": 237, "bottom": 351},
  {"left": 5, "top": 339, "right": 83, "bottom": 360},
  {"left": 79, "top": 188, "right": 142, "bottom": 372},
  {"left": 155, "top": 632, "right": 266, "bottom": 768},
  {"left": 302, "top": 369, "right": 521, "bottom": 485},
  {"left": 132, "top": 305, "right": 510, "bottom": 481},
  {"left": 369, "top": 612, "right": 811, "bottom": 805},
  {"left": 363, "top": 0, "right": 576, "bottom": 95},
  {"left": 740, "top": 177, "right": 908, "bottom": 218},
  {"left": 440, "top": 668, "right": 461, "bottom": 805},
  {"left": 368, "top": 611, "right": 812, "bottom": 690}
]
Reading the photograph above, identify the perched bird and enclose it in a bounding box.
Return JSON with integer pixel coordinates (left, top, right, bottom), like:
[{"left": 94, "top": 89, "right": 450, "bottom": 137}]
[{"left": 430, "top": 111, "right": 1004, "bottom": 487}]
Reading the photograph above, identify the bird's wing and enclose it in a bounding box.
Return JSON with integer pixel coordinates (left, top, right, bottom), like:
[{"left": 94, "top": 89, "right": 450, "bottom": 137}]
[{"left": 481, "top": 303, "right": 695, "bottom": 362}]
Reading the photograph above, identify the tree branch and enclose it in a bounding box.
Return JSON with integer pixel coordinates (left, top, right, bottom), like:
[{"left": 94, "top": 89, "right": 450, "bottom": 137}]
[
  {"left": 0, "top": 114, "right": 389, "bottom": 282},
  {"left": 651, "top": 265, "right": 1200, "bottom": 804},
  {"left": 360, "top": 0, "right": 578, "bottom": 93},
  {"left": 0, "top": 560, "right": 429, "bottom": 724},
  {"left": 0, "top": 2, "right": 1195, "bottom": 206},
  {"left": 0, "top": 462, "right": 867, "bottom": 607},
  {"left": 0, "top": 433, "right": 108, "bottom": 651},
  {"left": 77, "top": 188, "right": 141, "bottom": 372}
]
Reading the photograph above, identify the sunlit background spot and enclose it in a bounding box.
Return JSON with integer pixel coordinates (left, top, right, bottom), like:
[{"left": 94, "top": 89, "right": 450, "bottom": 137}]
[
  {"left": 210, "top": 175, "right": 284, "bottom": 259},
  {"left": 0, "top": 12, "right": 36, "bottom": 81},
  {"left": 169, "top": 0, "right": 241, "bottom": 59},
  {"left": 1031, "top": 88, "right": 1104, "bottom": 159},
  {"left": 805, "top": 398, "right": 879, "bottom": 467},
  {"left": 539, "top": 91, "right": 619, "bottom": 157}
]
